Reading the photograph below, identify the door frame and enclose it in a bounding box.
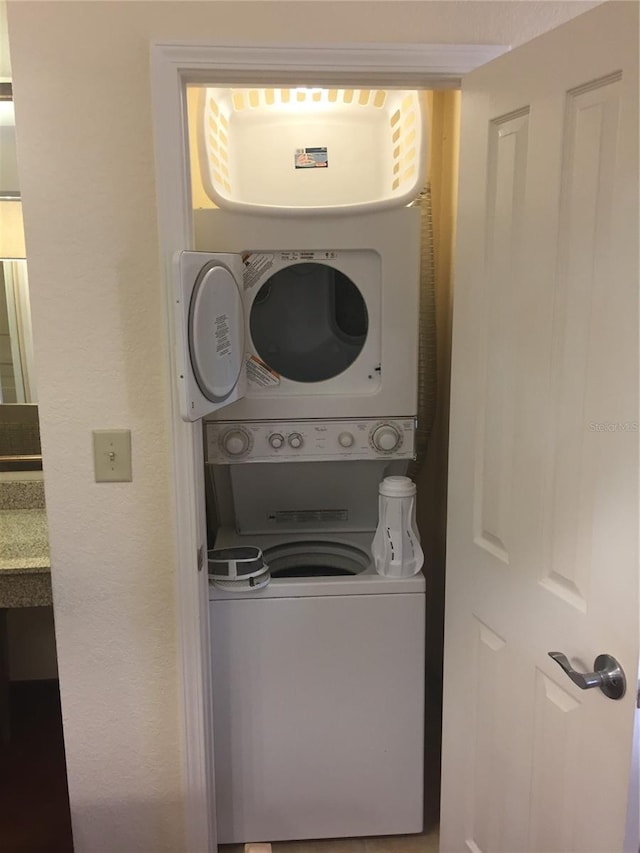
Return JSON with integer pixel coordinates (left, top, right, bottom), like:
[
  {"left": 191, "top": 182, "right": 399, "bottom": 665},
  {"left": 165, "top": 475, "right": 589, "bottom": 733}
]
[{"left": 150, "top": 40, "right": 506, "bottom": 853}]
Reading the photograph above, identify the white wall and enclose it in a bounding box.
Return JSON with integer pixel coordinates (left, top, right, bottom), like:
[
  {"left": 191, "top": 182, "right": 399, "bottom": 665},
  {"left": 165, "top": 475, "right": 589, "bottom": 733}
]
[
  {"left": 6, "top": 2, "right": 599, "bottom": 851},
  {"left": 0, "top": 1, "right": 10, "bottom": 81}
]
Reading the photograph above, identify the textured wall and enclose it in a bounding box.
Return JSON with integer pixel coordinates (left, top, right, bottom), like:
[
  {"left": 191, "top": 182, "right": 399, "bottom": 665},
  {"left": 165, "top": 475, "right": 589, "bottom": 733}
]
[
  {"left": 6, "top": 2, "right": 599, "bottom": 851},
  {"left": 0, "top": 2, "right": 9, "bottom": 80}
]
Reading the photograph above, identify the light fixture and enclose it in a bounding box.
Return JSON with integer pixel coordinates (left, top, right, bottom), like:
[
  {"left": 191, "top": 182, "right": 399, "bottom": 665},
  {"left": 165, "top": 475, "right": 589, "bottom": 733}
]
[
  {"left": 0, "top": 198, "right": 25, "bottom": 259},
  {"left": 0, "top": 81, "right": 26, "bottom": 259}
]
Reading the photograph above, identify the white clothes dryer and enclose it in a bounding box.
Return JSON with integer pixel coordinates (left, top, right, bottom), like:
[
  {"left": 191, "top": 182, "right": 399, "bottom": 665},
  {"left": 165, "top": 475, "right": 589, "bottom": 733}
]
[{"left": 174, "top": 207, "right": 420, "bottom": 422}]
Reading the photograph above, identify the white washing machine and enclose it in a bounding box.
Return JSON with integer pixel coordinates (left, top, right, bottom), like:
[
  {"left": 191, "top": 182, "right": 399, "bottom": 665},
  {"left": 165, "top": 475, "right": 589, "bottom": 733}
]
[
  {"left": 206, "top": 422, "right": 426, "bottom": 843},
  {"left": 174, "top": 207, "right": 420, "bottom": 422}
]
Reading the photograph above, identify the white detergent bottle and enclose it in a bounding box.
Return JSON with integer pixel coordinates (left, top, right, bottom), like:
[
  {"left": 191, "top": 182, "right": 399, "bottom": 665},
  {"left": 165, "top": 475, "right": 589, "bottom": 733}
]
[{"left": 371, "top": 476, "right": 424, "bottom": 578}]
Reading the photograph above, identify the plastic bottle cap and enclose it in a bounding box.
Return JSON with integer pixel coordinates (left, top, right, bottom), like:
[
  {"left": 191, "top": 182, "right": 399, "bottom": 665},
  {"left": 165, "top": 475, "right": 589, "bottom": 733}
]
[{"left": 378, "top": 475, "right": 416, "bottom": 497}]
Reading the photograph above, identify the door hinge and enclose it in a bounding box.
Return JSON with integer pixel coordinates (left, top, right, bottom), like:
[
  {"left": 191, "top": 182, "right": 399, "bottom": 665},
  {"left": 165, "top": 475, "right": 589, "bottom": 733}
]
[{"left": 197, "top": 546, "right": 204, "bottom": 572}]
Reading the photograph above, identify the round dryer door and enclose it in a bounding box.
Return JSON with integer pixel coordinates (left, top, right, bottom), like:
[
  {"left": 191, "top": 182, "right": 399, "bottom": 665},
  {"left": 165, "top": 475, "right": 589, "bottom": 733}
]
[
  {"left": 249, "top": 263, "right": 368, "bottom": 383},
  {"left": 189, "top": 262, "right": 245, "bottom": 402}
]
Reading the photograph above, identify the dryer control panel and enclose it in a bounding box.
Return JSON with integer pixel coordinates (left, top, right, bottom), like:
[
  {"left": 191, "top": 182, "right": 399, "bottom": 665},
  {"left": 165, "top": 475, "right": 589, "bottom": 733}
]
[{"left": 205, "top": 418, "right": 416, "bottom": 463}]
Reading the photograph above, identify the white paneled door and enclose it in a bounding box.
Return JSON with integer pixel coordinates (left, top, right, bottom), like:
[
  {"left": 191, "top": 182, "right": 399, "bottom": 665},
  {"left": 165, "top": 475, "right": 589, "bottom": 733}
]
[{"left": 441, "top": 3, "right": 639, "bottom": 852}]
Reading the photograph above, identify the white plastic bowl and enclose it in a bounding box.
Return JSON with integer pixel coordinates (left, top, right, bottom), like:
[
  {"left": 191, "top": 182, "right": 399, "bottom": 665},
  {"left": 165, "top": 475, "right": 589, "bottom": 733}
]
[{"left": 198, "top": 87, "right": 426, "bottom": 216}]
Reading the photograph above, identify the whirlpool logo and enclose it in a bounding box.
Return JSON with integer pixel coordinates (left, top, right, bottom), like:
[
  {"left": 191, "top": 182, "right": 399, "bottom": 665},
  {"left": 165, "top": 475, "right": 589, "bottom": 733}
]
[{"left": 588, "top": 421, "right": 639, "bottom": 432}]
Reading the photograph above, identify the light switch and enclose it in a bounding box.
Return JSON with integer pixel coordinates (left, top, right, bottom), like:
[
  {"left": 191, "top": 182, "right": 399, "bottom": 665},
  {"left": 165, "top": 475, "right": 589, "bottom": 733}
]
[{"left": 92, "top": 430, "right": 132, "bottom": 483}]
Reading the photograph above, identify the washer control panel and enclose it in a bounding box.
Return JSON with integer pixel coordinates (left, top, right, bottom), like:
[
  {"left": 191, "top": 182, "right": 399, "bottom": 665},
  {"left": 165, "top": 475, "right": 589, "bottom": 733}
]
[{"left": 206, "top": 418, "right": 416, "bottom": 463}]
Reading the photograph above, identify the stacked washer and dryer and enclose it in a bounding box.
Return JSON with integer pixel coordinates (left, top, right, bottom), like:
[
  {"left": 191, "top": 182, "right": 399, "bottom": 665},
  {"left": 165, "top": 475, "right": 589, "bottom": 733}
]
[{"left": 175, "top": 87, "right": 428, "bottom": 843}]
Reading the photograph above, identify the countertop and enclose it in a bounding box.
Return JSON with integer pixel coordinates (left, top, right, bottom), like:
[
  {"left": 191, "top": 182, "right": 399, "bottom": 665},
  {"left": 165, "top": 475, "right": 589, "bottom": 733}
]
[
  {"left": 1, "top": 508, "right": 50, "bottom": 572},
  {"left": 0, "top": 480, "right": 52, "bottom": 608}
]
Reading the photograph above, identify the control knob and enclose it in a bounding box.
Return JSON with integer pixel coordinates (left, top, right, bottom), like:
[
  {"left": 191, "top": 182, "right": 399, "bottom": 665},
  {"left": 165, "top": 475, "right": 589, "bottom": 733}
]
[
  {"left": 338, "top": 432, "right": 355, "bottom": 448},
  {"left": 222, "top": 428, "right": 250, "bottom": 457},
  {"left": 269, "top": 433, "right": 285, "bottom": 449},
  {"left": 371, "top": 423, "right": 401, "bottom": 453},
  {"left": 288, "top": 433, "right": 303, "bottom": 449}
]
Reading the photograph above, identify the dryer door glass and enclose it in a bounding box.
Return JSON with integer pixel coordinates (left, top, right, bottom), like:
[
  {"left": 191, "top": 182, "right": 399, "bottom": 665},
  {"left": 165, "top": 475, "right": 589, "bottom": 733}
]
[{"left": 249, "top": 263, "right": 368, "bottom": 383}]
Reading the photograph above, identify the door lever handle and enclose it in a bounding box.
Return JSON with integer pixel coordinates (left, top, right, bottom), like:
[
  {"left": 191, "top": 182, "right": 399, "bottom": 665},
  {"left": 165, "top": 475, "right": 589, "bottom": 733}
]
[{"left": 548, "top": 652, "right": 626, "bottom": 700}]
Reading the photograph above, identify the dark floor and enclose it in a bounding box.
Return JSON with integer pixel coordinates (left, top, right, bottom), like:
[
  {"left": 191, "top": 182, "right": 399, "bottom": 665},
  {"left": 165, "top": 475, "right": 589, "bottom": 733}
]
[{"left": 0, "top": 680, "right": 73, "bottom": 852}]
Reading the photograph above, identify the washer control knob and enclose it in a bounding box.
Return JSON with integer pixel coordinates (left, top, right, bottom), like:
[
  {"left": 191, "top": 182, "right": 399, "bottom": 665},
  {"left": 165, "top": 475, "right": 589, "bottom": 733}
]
[
  {"left": 371, "top": 424, "right": 401, "bottom": 453},
  {"left": 288, "top": 433, "right": 303, "bottom": 449},
  {"left": 222, "top": 429, "right": 250, "bottom": 457},
  {"left": 269, "top": 433, "right": 285, "bottom": 449},
  {"left": 338, "top": 431, "right": 355, "bottom": 448}
]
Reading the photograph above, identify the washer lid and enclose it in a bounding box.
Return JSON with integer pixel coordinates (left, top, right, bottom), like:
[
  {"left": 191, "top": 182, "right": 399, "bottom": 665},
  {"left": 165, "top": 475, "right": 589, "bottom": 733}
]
[{"left": 189, "top": 261, "right": 245, "bottom": 403}]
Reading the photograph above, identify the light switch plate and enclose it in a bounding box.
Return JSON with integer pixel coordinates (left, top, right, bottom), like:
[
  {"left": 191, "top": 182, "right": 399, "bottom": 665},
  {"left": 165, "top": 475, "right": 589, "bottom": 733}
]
[{"left": 92, "top": 430, "right": 132, "bottom": 482}]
